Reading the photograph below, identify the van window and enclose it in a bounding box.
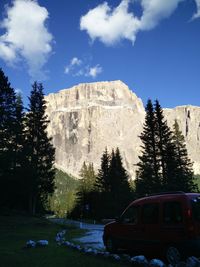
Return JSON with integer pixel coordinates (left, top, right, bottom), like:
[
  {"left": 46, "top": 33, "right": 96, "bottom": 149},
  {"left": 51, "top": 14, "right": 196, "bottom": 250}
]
[
  {"left": 163, "top": 201, "right": 183, "bottom": 223},
  {"left": 142, "top": 203, "right": 159, "bottom": 224},
  {"left": 191, "top": 197, "right": 200, "bottom": 221},
  {"left": 121, "top": 205, "right": 139, "bottom": 224}
]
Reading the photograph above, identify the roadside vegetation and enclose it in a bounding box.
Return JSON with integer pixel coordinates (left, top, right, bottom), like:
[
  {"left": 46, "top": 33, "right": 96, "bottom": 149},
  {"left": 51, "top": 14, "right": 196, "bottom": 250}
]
[
  {"left": 48, "top": 169, "right": 79, "bottom": 217},
  {"left": 0, "top": 215, "right": 129, "bottom": 267}
]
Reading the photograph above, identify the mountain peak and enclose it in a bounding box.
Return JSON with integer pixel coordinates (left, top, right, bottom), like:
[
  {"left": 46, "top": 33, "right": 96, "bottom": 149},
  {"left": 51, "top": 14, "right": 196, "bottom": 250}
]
[{"left": 46, "top": 80, "right": 144, "bottom": 112}]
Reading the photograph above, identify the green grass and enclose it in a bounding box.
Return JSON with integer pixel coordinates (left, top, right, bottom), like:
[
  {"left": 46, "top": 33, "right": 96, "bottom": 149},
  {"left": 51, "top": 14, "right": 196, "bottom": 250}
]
[{"left": 0, "top": 215, "right": 129, "bottom": 267}]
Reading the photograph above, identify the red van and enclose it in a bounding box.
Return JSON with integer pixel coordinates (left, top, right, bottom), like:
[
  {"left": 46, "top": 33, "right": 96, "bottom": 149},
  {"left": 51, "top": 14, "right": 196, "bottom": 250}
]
[{"left": 103, "top": 192, "right": 200, "bottom": 263}]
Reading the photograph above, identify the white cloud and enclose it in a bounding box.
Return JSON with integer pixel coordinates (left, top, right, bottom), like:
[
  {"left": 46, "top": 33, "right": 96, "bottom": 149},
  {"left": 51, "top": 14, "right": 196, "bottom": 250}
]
[
  {"left": 71, "top": 57, "right": 82, "bottom": 66},
  {"left": 80, "top": 0, "right": 199, "bottom": 46},
  {"left": 80, "top": 0, "right": 140, "bottom": 45},
  {"left": 87, "top": 65, "right": 102, "bottom": 78},
  {"left": 64, "top": 57, "right": 82, "bottom": 74},
  {"left": 192, "top": 0, "right": 200, "bottom": 19},
  {"left": 64, "top": 66, "right": 70, "bottom": 74},
  {"left": 0, "top": 0, "right": 53, "bottom": 79},
  {"left": 139, "top": 0, "right": 184, "bottom": 31},
  {"left": 15, "top": 88, "right": 23, "bottom": 95},
  {"left": 0, "top": 42, "right": 16, "bottom": 62},
  {"left": 64, "top": 57, "right": 102, "bottom": 79}
]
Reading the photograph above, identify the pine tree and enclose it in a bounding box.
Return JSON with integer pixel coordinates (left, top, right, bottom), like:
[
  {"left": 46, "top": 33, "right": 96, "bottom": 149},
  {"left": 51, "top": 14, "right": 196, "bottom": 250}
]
[
  {"left": 109, "top": 148, "right": 130, "bottom": 193},
  {"left": 76, "top": 162, "right": 96, "bottom": 218},
  {"left": 109, "top": 148, "right": 131, "bottom": 215},
  {"left": 25, "top": 82, "right": 55, "bottom": 214},
  {"left": 79, "top": 162, "right": 96, "bottom": 193},
  {"left": 0, "top": 68, "right": 16, "bottom": 207},
  {"left": 13, "top": 93, "right": 25, "bottom": 172},
  {"left": 95, "top": 147, "right": 110, "bottom": 192},
  {"left": 154, "top": 100, "right": 178, "bottom": 189},
  {"left": 172, "top": 120, "right": 198, "bottom": 192},
  {"left": 79, "top": 162, "right": 89, "bottom": 193},
  {"left": 11, "top": 93, "right": 27, "bottom": 209},
  {"left": 135, "top": 99, "right": 160, "bottom": 196},
  {"left": 136, "top": 99, "right": 193, "bottom": 196},
  {"left": 87, "top": 163, "right": 96, "bottom": 190}
]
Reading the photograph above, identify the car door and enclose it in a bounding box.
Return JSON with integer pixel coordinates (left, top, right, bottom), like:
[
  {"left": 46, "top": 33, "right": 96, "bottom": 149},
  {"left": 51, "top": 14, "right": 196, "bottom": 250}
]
[
  {"left": 140, "top": 202, "right": 161, "bottom": 255},
  {"left": 114, "top": 204, "right": 143, "bottom": 252},
  {"left": 161, "top": 201, "right": 185, "bottom": 243},
  {"left": 191, "top": 196, "right": 200, "bottom": 238}
]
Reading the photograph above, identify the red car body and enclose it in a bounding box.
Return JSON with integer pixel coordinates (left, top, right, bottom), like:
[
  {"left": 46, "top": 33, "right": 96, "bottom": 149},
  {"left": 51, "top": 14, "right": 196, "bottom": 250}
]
[{"left": 103, "top": 192, "right": 200, "bottom": 261}]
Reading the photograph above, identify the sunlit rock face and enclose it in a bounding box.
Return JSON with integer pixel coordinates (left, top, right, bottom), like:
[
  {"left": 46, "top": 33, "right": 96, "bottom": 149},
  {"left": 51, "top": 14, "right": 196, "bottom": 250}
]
[
  {"left": 45, "top": 81, "right": 200, "bottom": 178},
  {"left": 164, "top": 106, "right": 200, "bottom": 175}
]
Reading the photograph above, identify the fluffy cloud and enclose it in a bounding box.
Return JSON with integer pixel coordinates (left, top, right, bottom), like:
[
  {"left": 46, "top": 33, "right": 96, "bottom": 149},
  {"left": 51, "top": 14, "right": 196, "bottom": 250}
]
[
  {"left": 80, "top": 0, "right": 199, "bottom": 46},
  {"left": 193, "top": 0, "right": 200, "bottom": 19},
  {"left": 139, "top": 0, "right": 184, "bottom": 31},
  {"left": 15, "top": 88, "right": 23, "bottom": 95},
  {"left": 71, "top": 57, "right": 82, "bottom": 66},
  {"left": 64, "top": 57, "right": 82, "bottom": 74},
  {"left": 87, "top": 65, "right": 102, "bottom": 78},
  {"left": 64, "top": 57, "right": 102, "bottom": 79},
  {"left": 0, "top": 0, "right": 53, "bottom": 79},
  {"left": 80, "top": 0, "right": 140, "bottom": 45}
]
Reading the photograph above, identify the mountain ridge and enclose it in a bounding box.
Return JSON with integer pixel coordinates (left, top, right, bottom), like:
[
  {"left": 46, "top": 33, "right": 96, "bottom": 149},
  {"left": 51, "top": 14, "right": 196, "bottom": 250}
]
[{"left": 45, "top": 80, "right": 200, "bottom": 178}]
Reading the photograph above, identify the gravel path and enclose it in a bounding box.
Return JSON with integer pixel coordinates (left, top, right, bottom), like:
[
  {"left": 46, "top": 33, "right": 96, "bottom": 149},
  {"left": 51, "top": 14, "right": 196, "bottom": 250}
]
[{"left": 49, "top": 218, "right": 104, "bottom": 249}]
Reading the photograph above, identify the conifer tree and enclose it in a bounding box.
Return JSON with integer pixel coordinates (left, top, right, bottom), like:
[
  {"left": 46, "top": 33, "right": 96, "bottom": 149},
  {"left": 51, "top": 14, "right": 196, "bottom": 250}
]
[
  {"left": 0, "top": 69, "right": 16, "bottom": 207},
  {"left": 13, "top": 93, "right": 25, "bottom": 172},
  {"left": 25, "top": 82, "right": 55, "bottom": 214},
  {"left": 109, "top": 147, "right": 131, "bottom": 215},
  {"left": 87, "top": 163, "right": 96, "bottom": 190},
  {"left": 136, "top": 99, "right": 197, "bottom": 197},
  {"left": 78, "top": 162, "right": 96, "bottom": 194},
  {"left": 11, "top": 93, "right": 27, "bottom": 209},
  {"left": 109, "top": 148, "right": 130, "bottom": 193},
  {"left": 171, "top": 120, "right": 198, "bottom": 192},
  {"left": 95, "top": 147, "right": 110, "bottom": 192},
  {"left": 154, "top": 100, "right": 177, "bottom": 189},
  {"left": 76, "top": 162, "right": 96, "bottom": 218},
  {"left": 135, "top": 99, "right": 160, "bottom": 196}
]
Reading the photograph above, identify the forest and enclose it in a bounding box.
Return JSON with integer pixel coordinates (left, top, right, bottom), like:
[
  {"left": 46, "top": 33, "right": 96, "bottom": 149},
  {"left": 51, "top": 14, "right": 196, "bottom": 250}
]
[{"left": 0, "top": 68, "right": 199, "bottom": 218}]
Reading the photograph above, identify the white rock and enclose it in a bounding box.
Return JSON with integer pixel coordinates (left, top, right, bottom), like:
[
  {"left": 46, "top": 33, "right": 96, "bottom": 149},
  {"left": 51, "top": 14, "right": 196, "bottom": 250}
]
[
  {"left": 149, "top": 259, "right": 165, "bottom": 267},
  {"left": 26, "top": 240, "right": 36, "bottom": 248},
  {"left": 186, "top": 256, "right": 200, "bottom": 267},
  {"left": 37, "top": 240, "right": 48, "bottom": 246},
  {"left": 112, "top": 254, "right": 121, "bottom": 260},
  {"left": 131, "top": 255, "right": 149, "bottom": 266},
  {"left": 45, "top": 81, "right": 200, "bottom": 179}
]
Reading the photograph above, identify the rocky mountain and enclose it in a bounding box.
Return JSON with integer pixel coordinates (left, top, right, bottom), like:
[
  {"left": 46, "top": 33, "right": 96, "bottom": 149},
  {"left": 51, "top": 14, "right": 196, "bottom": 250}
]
[{"left": 45, "top": 81, "right": 200, "bottom": 178}]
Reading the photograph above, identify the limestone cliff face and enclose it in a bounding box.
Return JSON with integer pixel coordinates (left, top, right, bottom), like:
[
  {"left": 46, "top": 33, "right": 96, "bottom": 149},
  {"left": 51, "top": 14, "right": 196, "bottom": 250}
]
[
  {"left": 164, "top": 106, "right": 200, "bottom": 174},
  {"left": 45, "top": 81, "right": 200, "bottom": 178}
]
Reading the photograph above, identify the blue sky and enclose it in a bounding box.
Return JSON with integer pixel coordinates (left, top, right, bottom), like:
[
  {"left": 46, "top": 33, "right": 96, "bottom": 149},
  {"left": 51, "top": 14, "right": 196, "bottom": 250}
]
[{"left": 0, "top": 0, "right": 199, "bottom": 108}]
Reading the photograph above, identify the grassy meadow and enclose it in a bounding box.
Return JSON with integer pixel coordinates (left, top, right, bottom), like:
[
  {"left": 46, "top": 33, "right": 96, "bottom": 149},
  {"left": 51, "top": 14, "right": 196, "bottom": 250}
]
[{"left": 0, "top": 215, "right": 129, "bottom": 267}]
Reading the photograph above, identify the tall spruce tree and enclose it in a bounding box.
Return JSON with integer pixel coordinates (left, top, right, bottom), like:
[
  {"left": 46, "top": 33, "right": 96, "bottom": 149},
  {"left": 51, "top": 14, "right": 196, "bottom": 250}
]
[
  {"left": 11, "top": 93, "right": 27, "bottom": 209},
  {"left": 94, "top": 147, "right": 131, "bottom": 218},
  {"left": 0, "top": 69, "right": 16, "bottom": 207},
  {"left": 76, "top": 162, "right": 96, "bottom": 218},
  {"left": 135, "top": 99, "right": 160, "bottom": 196},
  {"left": 136, "top": 99, "right": 197, "bottom": 197},
  {"left": 109, "top": 147, "right": 131, "bottom": 215},
  {"left": 13, "top": 93, "right": 25, "bottom": 172},
  {"left": 154, "top": 100, "right": 178, "bottom": 189},
  {"left": 172, "top": 120, "right": 198, "bottom": 192},
  {"left": 25, "top": 82, "right": 55, "bottom": 214},
  {"left": 95, "top": 147, "right": 110, "bottom": 192},
  {"left": 78, "top": 162, "right": 96, "bottom": 199}
]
